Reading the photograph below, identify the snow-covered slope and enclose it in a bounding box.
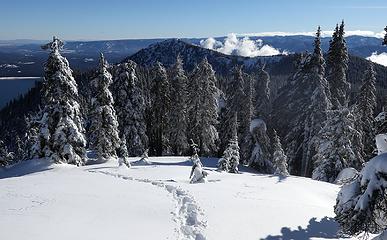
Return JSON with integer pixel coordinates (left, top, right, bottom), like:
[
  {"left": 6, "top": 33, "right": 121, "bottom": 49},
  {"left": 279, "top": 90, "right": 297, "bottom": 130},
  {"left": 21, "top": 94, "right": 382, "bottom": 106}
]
[{"left": 0, "top": 157, "right": 343, "bottom": 240}]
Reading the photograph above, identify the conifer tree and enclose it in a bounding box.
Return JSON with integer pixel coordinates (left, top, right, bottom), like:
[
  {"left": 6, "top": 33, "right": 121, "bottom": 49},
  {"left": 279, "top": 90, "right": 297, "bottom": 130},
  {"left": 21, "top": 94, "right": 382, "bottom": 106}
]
[
  {"left": 219, "top": 65, "right": 246, "bottom": 154},
  {"left": 355, "top": 62, "right": 377, "bottom": 160},
  {"left": 254, "top": 64, "right": 271, "bottom": 120},
  {"left": 383, "top": 26, "right": 387, "bottom": 45},
  {"left": 218, "top": 112, "right": 240, "bottom": 173},
  {"left": 187, "top": 58, "right": 219, "bottom": 156},
  {"left": 326, "top": 21, "right": 349, "bottom": 109},
  {"left": 34, "top": 37, "right": 86, "bottom": 165},
  {"left": 249, "top": 119, "right": 273, "bottom": 173},
  {"left": 301, "top": 26, "right": 332, "bottom": 176},
  {"left": 169, "top": 56, "right": 189, "bottom": 155},
  {"left": 0, "top": 140, "right": 14, "bottom": 167},
  {"left": 117, "top": 135, "right": 131, "bottom": 168},
  {"left": 240, "top": 72, "right": 254, "bottom": 164},
  {"left": 149, "top": 62, "right": 171, "bottom": 155},
  {"left": 89, "top": 53, "right": 120, "bottom": 161},
  {"left": 272, "top": 130, "right": 289, "bottom": 176},
  {"left": 312, "top": 108, "right": 363, "bottom": 182},
  {"left": 277, "top": 27, "right": 331, "bottom": 176},
  {"left": 112, "top": 61, "right": 148, "bottom": 157}
]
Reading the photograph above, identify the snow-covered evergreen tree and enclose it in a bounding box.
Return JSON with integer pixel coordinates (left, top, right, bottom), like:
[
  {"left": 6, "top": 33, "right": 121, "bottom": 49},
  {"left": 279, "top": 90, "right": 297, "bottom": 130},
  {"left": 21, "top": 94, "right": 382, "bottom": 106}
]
[
  {"left": 218, "top": 112, "right": 240, "bottom": 173},
  {"left": 117, "top": 135, "right": 131, "bottom": 168},
  {"left": 187, "top": 58, "right": 219, "bottom": 156},
  {"left": 169, "top": 55, "right": 189, "bottom": 155},
  {"left": 335, "top": 153, "right": 387, "bottom": 236},
  {"left": 240, "top": 72, "right": 254, "bottom": 164},
  {"left": 14, "top": 136, "right": 25, "bottom": 161},
  {"left": 148, "top": 62, "right": 171, "bottom": 156},
  {"left": 35, "top": 37, "right": 86, "bottom": 165},
  {"left": 312, "top": 108, "right": 363, "bottom": 182},
  {"left": 383, "top": 26, "right": 387, "bottom": 45},
  {"left": 25, "top": 110, "right": 42, "bottom": 159},
  {"left": 272, "top": 130, "right": 289, "bottom": 176},
  {"left": 219, "top": 65, "right": 246, "bottom": 153},
  {"left": 326, "top": 21, "right": 349, "bottom": 109},
  {"left": 355, "top": 62, "right": 377, "bottom": 160},
  {"left": 0, "top": 140, "right": 14, "bottom": 167},
  {"left": 112, "top": 60, "right": 148, "bottom": 157},
  {"left": 276, "top": 27, "right": 331, "bottom": 176},
  {"left": 89, "top": 53, "right": 120, "bottom": 161},
  {"left": 253, "top": 64, "right": 271, "bottom": 120},
  {"left": 249, "top": 119, "right": 273, "bottom": 173},
  {"left": 301, "top": 26, "right": 332, "bottom": 176}
]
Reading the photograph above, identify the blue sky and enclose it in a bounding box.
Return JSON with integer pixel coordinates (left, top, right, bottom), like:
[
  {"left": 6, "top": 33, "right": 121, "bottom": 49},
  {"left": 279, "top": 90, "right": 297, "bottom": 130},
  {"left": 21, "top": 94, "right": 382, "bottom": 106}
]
[{"left": 0, "top": 0, "right": 386, "bottom": 40}]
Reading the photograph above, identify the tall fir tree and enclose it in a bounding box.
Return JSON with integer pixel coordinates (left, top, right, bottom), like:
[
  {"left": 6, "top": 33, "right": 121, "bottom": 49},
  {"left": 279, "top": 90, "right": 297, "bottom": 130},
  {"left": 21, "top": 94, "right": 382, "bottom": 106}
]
[
  {"left": 169, "top": 55, "right": 189, "bottom": 155},
  {"left": 187, "top": 58, "right": 219, "bottom": 156},
  {"left": 326, "top": 21, "right": 349, "bottom": 109},
  {"left": 34, "top": 37, "right": 86, "bottom": 165},
  {"left": 312, "top": 108, "right": 363, "bottom": 182},
  {"left": 240, "top": 72, "right": 254, "bottom": 164},
  {"left": 219, "top": 65, "right": 246, "bottom": 154},
  {"left": 383, "top": 26, "right": 387, "bottom": 45},
  {"left": 301, "top": 26, "right": 332, "bottom": 177},
  {"left": 355, "top": 62, "right": 377, "bottom": 160},
  {"left": 249, "top": 119, "right": 273, "bottom": 173},
  {"left": 149, "top": 62, "right": 171, "bottom": 156},
  {"left": 253, "top": 64, "right": 271, "bottom": 120},
  {"left": 276, "top": 27, "right": 331, "bottom": 176},
  {"left": 89, "top": 53, "right": 120, "bottom": 161},
  {"left": 272, "top": 129, "right": 289, "bottom": 176},
  {"left": 218, "top": 112, "right": 240, "bottom": 173},
  {"left": 112, "top": 60, "right": 148, "bottom": 157}
]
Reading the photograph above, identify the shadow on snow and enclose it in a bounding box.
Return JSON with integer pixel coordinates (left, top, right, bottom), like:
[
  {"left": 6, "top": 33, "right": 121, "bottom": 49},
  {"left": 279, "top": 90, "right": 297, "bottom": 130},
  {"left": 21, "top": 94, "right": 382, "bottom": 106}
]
[
  {"left": 260, "top": 216, "right": 339, "bottom": 240},
  {"left": 0, "top": 158, "right": 53, "bottom": 179}
]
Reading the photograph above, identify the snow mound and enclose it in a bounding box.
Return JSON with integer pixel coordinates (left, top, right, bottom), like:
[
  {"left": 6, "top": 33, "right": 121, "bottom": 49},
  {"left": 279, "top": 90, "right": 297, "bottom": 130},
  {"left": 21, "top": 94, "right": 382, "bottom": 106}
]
[{"left": 334, "top": 168, "right": 359, "bottom": 185}]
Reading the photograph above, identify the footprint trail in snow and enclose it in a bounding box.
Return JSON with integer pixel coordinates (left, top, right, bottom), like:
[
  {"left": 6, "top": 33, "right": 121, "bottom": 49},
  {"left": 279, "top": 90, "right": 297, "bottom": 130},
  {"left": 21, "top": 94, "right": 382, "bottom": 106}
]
[{"left": 88, "top": 169, "right": 207, "bottom": 240}]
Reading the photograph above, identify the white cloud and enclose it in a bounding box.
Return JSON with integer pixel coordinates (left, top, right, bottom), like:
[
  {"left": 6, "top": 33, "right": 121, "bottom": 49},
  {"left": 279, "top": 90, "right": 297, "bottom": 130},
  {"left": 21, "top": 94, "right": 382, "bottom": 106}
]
[
  {"left": 200, "top": 33, "right": 287, "bottom": 57},
  {"left": 239, "top": 30, "right": 385, "bottom": 38},
  {"left": 200, "top": 37, "right": 221, "bottom": 50},
  {"left": 367, "top": 52, "right": 387, "bottom": 66}
]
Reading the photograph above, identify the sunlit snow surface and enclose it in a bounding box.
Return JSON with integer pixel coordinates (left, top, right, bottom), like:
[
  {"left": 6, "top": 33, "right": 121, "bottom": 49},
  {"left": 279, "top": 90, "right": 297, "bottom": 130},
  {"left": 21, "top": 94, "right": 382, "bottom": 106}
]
[{"left": 0, "top": 156, "right": 354, "bottom": 240}]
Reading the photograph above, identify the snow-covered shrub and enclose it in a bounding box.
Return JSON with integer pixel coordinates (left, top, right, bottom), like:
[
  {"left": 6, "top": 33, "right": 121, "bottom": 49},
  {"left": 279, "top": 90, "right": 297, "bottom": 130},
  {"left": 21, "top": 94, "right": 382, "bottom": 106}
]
[
  {"left": 334, "top": 168, "right": 359, "bottom": 185},
  {"left": 335, "top": 153, "right": 387, "bottom": 236}
]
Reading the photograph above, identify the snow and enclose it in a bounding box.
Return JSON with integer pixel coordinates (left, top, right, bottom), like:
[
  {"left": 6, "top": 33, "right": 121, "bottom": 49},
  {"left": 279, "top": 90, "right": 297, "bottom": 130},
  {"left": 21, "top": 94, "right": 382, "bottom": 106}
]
[
  {"left": 376, "top": 134, "right": 387, "bottom": 155},
  {"left": 0, "top": 156, "right": 345, "bottom": 240},
  {"left": 334, "top": 167, "right": 358, "bottom": 185},
  {"left": 356, "top": 153, "right": 387, "bottom": 211},
  {"left": 250, "top": 118, "right": 266, "bottom": 133}
]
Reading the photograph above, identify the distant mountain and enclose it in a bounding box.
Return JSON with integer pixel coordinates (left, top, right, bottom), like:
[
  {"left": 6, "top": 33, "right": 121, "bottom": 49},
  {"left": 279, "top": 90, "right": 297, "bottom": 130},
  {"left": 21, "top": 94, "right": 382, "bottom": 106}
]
[
  {"left": 1, "top": 37, "right": 387, "bottom": 163},
  {"left": 0, "top": 35, "right": 385, "bottom": 78}
]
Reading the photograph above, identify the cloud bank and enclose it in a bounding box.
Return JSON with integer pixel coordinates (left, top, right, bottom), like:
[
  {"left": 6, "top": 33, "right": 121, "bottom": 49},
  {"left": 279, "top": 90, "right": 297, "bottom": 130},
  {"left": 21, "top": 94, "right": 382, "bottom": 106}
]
[
  {"left": 200, "top": 33, "right": 287, "bottom": 57},
  {"left": 367, "top": 52, "right": 387, "bottom": 66},
  {"left": 239, "top": 30, "right": 385, "bottom": 38}
]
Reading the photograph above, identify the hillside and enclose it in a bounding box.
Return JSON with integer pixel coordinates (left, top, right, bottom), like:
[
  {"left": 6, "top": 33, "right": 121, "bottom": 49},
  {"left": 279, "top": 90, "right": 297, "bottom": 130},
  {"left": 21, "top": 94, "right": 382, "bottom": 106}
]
[
  {"left": 2, "top": 39, "right": 387, "bottom": 159},
  {"left": 0, "top": 156, "right": 342, "bottom": 240}
]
